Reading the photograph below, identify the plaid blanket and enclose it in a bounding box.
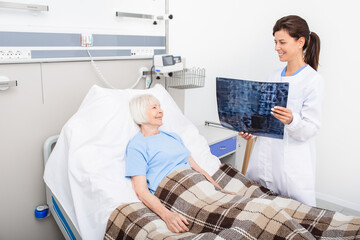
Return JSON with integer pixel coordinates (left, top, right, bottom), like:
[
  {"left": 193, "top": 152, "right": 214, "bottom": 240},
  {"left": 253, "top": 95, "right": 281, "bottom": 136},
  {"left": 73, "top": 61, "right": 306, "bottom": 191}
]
[{"left": 104, "top": 164, "right": 360, "bottom": 239}]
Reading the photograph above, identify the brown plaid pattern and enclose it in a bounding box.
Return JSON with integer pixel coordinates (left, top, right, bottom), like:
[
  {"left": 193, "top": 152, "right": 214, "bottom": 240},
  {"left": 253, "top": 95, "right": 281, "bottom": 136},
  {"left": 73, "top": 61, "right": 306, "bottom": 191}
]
[{"left": 104, "top": 164, "right": 360, "bottom": 239}]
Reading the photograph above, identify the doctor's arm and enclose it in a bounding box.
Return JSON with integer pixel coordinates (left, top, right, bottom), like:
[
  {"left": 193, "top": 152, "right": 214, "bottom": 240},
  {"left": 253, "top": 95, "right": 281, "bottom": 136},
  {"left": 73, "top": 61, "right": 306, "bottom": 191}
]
[
  {"left": 188, "top": 156, "right": 237, "bottom": 195},
  {"left": 131, "top": 175, "right": 189, "bottom": 233},
  {"left": 273, "top": 79, "right": 323, "bottom": 141}
]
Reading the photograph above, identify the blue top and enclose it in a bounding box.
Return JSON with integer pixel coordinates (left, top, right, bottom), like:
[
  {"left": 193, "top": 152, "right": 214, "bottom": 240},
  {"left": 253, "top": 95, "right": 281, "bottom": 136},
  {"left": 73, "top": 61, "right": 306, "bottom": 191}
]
[
  {"left": 281, "top": 64, "right": 308, "bottom": 77},
  {"left": 125, "top": 131, "right": 191, "bottom": 194}
]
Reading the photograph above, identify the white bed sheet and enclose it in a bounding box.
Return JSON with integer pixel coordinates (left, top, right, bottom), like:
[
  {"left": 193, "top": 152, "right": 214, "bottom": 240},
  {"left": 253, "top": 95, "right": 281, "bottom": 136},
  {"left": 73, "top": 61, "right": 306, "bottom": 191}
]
[{"left": 43, "top": 84, "right": 221, "bottom": 240}]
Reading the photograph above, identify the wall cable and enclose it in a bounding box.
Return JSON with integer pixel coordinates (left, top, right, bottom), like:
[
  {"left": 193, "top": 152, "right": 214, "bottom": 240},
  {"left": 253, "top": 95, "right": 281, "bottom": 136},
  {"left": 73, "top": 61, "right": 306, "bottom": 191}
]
[
  {"left": 86, "top": 48, "right": 147, "bottom": 89},
  {"left": 129, "top": 70, "right": 145, "bottom": 89},
  {"left": 86, "top": 49, "right": 115, "bottom": 89}
]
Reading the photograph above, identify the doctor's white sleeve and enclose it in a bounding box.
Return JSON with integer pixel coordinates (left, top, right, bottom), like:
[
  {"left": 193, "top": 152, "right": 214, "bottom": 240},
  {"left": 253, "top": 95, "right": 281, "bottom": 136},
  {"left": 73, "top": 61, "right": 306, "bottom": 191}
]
[{"left": 286, "top": 77, "right": 324, "bottom": 141}]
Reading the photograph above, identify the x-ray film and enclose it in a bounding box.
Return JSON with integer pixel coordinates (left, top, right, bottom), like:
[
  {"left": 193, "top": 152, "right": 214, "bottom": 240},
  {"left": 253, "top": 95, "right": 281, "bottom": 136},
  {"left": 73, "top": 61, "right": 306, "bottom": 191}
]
[{"left": 216, "top": 77, "right": 289, "bottom": 139}]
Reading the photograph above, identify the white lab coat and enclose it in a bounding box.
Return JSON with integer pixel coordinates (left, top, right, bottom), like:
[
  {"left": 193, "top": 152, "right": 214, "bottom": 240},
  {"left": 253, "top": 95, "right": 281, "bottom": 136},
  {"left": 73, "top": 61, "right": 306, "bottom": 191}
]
[{"left": 246, "top": 65, "right": 324, "bottom": 206}]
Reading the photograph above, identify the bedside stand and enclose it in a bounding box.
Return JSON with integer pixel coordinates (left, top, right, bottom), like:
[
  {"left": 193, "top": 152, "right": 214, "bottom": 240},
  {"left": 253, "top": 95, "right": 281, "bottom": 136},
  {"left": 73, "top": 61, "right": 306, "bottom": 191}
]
[{"left": 197, "top": 121, "right": 246, "bottom": 171}]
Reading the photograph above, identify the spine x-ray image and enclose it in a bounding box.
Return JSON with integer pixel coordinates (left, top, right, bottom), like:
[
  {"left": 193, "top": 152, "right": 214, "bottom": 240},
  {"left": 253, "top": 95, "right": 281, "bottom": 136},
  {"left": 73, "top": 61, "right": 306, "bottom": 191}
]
[{"left": 216, "top": 77, "right": 289, "bottom": 139}]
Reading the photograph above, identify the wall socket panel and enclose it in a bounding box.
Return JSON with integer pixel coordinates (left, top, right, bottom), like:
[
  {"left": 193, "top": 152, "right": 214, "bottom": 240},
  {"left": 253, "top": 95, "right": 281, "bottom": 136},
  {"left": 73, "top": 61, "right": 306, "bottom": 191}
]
[
  {"left": 131, "top": 48, "right": 154, "bottom": 56},
  {"left": 0, "top": 49, "right": 31, "bottom": 60}
]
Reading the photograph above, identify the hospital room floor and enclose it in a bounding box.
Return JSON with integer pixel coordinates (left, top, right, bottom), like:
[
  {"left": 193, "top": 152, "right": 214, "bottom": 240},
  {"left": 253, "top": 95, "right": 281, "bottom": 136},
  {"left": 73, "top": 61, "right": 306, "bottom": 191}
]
[{"left": 316, "top": 199, "right": 360, "bottom": 216}]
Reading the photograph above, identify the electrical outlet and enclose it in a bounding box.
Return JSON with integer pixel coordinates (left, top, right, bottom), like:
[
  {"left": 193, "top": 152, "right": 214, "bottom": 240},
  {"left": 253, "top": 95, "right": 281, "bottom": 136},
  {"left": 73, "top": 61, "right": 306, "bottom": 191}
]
[
  {"left": 131, "top": 48, "right": 154, "bottom": 56},
  {"left": 0, "top": 49, "right": 31, "bottom": 60},
  {"left": 139, "top": 67, "right": 151, "bottom": 88}
]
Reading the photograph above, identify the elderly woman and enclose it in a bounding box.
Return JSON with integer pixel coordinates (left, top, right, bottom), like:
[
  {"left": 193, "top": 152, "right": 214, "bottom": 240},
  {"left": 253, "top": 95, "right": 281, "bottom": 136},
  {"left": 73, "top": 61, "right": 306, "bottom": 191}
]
[{"left": 125, "top": 94, "right": 234, "bottom": 234}]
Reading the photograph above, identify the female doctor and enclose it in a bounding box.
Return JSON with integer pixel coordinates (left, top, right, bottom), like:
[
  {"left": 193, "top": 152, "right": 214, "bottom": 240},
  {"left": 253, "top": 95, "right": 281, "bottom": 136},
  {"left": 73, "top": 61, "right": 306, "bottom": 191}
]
[{"left": 239, "top": 15, "right": 324, "bottom": 206}]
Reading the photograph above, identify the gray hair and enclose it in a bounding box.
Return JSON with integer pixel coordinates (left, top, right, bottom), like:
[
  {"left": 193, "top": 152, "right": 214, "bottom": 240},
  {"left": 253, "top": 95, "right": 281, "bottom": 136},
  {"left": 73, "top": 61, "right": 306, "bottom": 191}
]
[{"left": 129, "top": 94, "right": 160, "bottom": 125}]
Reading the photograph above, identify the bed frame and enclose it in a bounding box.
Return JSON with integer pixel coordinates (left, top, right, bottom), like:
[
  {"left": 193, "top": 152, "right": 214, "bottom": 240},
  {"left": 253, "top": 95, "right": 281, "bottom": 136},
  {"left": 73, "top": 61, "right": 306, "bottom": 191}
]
[{"left": 43, "top": 135, "right": 82, "bottom": 240}]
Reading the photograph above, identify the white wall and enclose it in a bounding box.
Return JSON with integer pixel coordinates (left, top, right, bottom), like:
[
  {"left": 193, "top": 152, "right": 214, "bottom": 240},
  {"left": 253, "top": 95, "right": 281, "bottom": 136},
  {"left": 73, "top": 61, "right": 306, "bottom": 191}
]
[
  {"left": 169, "top": 0, "right": 360, "bottom": 210},
  {"left": 0, "top": 0, "right": 165, "bottom": 35}
]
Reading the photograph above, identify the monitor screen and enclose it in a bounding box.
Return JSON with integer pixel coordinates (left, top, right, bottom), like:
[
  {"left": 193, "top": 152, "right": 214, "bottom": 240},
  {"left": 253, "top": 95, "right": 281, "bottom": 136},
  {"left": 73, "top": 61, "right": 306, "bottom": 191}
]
[{"left": 162, "top": 55, "right": 174, "bottom": 66}]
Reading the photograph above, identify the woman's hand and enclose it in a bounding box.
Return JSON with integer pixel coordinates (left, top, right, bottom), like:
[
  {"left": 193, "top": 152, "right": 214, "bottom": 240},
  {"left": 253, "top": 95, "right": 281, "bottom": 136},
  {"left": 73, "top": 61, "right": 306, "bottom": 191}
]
[
  {"left": 271, "top": 106, "right": 293, "bottom": 124},
  {"left": 162, "top": 210, "right": 189, "bottom": 233},
  {"left": 238, "top": 131, "right": 253, "bottom": 140},
  {"left": 132, "top": 175, "right": 189, "bottom": 233}
]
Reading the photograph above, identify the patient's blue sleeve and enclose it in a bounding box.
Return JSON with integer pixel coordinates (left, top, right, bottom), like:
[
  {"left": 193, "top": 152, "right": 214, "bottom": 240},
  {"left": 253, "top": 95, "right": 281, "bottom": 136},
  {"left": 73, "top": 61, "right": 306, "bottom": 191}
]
[{"left": 125, "top": 146, "right": 147, "bottom": 177}]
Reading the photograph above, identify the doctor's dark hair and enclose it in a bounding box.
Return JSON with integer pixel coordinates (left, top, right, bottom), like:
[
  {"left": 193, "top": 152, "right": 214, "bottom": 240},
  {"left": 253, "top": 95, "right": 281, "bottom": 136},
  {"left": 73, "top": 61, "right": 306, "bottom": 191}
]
[
  {"left": 129, "top": 94, "right": 160, "bottom": 126},
  {"left": 273, "top": 15, "right": 320, "bottom": 71}
]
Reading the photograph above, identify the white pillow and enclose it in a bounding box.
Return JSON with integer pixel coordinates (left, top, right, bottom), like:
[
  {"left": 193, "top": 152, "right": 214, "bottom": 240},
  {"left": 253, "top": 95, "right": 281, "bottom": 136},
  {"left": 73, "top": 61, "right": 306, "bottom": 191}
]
[{"left": 44, "top": 84, "right": 221, "bottom": 240}]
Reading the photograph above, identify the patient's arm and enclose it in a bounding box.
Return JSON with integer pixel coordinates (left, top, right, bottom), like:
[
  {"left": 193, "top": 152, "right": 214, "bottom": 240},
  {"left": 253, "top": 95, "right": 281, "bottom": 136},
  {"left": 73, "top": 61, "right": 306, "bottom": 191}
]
[
  {"left": 131, "top": 175, "right": 189, "bottom": 233},
  {"left": 189, "top": 156, "right": 237, "bottom": 195}
]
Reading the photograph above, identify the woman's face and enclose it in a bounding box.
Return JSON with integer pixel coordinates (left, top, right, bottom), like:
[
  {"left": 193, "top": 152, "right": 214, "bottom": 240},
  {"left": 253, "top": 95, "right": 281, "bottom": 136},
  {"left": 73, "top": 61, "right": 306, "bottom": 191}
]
[
  {"left": 146, "top": 102, "right": 163, "bottom": 127},
  {"left": 274, "top": 29, "right": 304, "bottom": 62}
]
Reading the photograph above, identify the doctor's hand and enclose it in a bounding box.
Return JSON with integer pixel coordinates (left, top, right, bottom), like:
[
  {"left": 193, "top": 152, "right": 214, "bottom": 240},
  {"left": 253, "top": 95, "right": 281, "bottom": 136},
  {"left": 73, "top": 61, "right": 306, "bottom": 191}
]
[
  {"left": 163, "top": 210, "right": 189, "bottom": 233},
  {"left": 271, "top": 106, "right": 293, "bottom": 125},
  {"left": 238, "top": 131, "right": 253, "bottom": 140}
]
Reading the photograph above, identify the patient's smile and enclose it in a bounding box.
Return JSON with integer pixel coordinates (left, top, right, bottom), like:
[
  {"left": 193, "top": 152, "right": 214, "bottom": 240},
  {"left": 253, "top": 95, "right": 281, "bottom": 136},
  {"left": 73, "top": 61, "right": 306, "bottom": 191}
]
[{"left": 147, "top": 103, "right": 163, "bottom": 127}]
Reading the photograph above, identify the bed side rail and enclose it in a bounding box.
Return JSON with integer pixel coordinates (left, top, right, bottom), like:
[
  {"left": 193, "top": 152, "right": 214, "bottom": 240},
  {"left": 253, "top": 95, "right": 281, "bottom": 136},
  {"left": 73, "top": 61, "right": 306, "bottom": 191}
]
[
  {"left": 43, "top": 135, "right": 59, "bottom": 165},
  {"left": 43, "top": 135, "right": 82, "bottom": 240}
]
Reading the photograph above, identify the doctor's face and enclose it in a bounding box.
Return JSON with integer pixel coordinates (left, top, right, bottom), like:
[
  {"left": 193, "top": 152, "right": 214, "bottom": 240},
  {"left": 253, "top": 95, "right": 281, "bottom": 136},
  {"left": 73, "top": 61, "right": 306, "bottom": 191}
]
[
  {"left": 274, "top": 29, "right": 303, "bottom": 63},
  {"left": 146, "top": 103, "right": 163, "bottom": 127}
]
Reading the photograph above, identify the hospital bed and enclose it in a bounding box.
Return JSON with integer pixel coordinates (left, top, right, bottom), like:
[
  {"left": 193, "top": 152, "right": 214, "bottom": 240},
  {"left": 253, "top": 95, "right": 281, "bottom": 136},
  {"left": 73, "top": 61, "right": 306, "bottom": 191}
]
[
  {"left": 43, "top": 84, "right": 223, "bottom": 239},
  {"left": 43, "top": 84, "right": 360, "bottom": 240}
]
